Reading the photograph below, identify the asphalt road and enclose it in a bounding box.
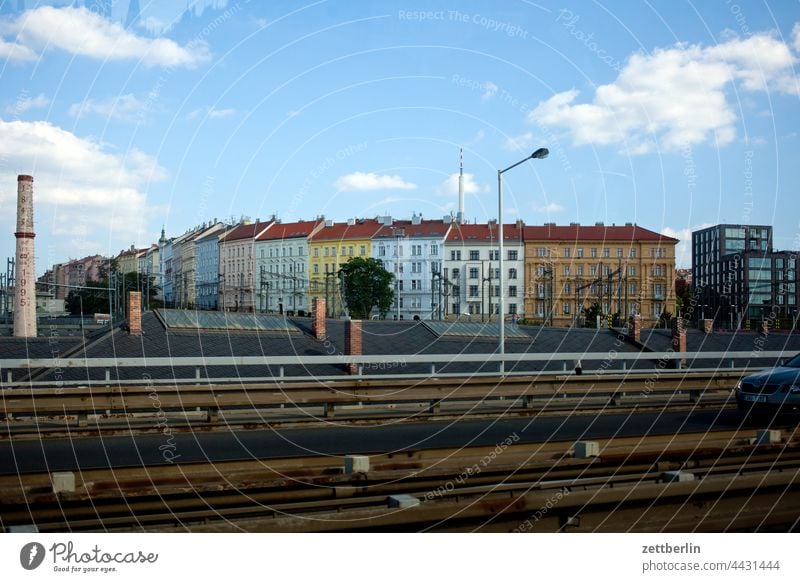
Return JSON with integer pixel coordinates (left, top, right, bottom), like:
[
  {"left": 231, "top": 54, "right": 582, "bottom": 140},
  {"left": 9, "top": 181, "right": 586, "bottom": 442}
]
[{"left": 0, "top": 408, "right": 751, "bottom": 475}]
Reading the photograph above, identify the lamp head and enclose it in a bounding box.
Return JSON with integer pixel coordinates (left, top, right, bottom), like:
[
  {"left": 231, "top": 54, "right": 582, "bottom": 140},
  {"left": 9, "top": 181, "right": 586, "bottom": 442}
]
[{"left": 531, "top": 148, "right": 549, "bottom": 160}]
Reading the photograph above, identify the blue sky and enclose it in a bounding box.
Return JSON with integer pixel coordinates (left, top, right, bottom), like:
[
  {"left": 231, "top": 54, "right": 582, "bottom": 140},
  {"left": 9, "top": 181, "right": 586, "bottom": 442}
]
[{"left": 0, "top": 0, "right": 798, "bottom": 272}]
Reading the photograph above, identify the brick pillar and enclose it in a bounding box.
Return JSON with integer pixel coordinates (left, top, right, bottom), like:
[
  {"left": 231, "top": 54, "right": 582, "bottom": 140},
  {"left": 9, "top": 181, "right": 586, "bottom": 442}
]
[
  {"left": 128, "top": 291, "right": 142, "bottom": 336},
  {"left": 671, "top": 317, "right": 687, "bottom": 369},
  {"left": 344, "top": 319, "right": 362, "bottom": 375},
  {"left": 702, "top": 319, "right": 713, "bottom": 334},
  {"left": 627, "top": 314, "right": 641, "bottom": 343},
  {"left": 311, "top": 297, "right": 326, "bottom": 340}
]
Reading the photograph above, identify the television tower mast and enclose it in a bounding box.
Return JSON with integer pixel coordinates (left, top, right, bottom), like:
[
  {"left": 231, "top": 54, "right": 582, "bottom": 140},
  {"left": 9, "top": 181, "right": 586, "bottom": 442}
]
[{"left": 457, "top": 148, "right": 464, "bottom": 224}]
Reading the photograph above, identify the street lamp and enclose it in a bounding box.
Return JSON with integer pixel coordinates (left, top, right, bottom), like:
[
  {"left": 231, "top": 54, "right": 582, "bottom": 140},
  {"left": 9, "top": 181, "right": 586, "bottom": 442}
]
[{"left": 498, "top": 148, "right": 548, "bottom": 371}]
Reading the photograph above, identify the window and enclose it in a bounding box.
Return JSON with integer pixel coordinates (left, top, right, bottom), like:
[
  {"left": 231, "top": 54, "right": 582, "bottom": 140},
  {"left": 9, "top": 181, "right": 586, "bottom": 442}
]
[
  {"left": 509, "top": 268, "right": 517, "bottom": 279},
  {"left": 563, "top": 302, "right": 571, "bottom": 314},
  {"left": 324, "top": 247, "right": 329, "bottom": 257},
  {"left": 431, "top": 244, "right": 438, "bottom": 255},
  {"left": 469, "top": 267, "right": 479, "bottom": 279},
  {"left": 603, "top": 266, "right": 610, "bottom": 276},
  {"left": 653, "top": 284, "right": 665, "bottom": 300},
  {"left": 576, "top": 248, "right": 584, "bottom": 258},
  {"left": 577, "top": 266, "right": 584, "bottom": 276},
  {"left": 314, "top": 248, "right": 319, "bottom": 257},
  {"left": 349, "top": 246, "right": 354, "bottom": 256},
  {"left": 413, "top": 245, "right": 422, "bottom": 256},
  {"left": 412, "top": 280, "right": 419, "bottom": 290},
  {"left": 379, "top": 246, "right": 386, "bottom": 257},
  {"left": 653, "top": 265, "right": 663, "bottom": 276},
  {"left": 508, "top": 250, "right": 518, "bottom": 261},
  {"left": 591, "top": 248, "right": 597, "bottom": 258},
  {"left": 494, "top": 285, "right": 500, "bottom": 297},
  {"left": 629, "top": 248, "right": 636, "bottom": 258},
  {"left": 398, "top": 280, "right": 403, "bottom": 291},
  {"left": 313, "top": 264, "right": 319, "bottom": 274},
  {"left": 453, "top": 302, "right": 460, "bottom": 314},
  {"left": 452, "top": 268, "right": 460, "bottom": 280},
  {"left": 590, "top": 266, "right": 597, "bottom": 276},
  {"left": 564, "top": 248, "right": 571, "bottom": 258},
  {"left": 563, "top": 265, "right": 571, "bottom": 276},
  {"left": 469, "top": 285, "right": 479, "bottom": 297},
  {"left": 603, "top": 248, "right": 610, "bottom": 258},
  {"left": 451, "top": 250, "right": 461, "bottom": 261},
  {"left": 509, "top": 286, "right": 517, "bottom": 297},
  {"left": 489, "top": 250, "right": 499, "bottom": 260},
  {"left": 537, "top": 247, "right": 547, "bottom": 257},
  {"left": 617, "top": 248, "right": 623, "bottom": 258},
  {"left": 629, "top": 265, "right": 636, "bottom": 276},
  {"left": 469, "top": 250, "right": 480, "bottom": 261},
  {"left": 509, "top": 303, "right": 518, "bottom": 315},
  {"left": 564, "top": 282, "right": 571, "bottom": 294},
  {"left": 412, "top": 262, "right": 422, "bottom": 273},
  {"left": 360, "top": 245, "right": 366, "bottom": 256}
]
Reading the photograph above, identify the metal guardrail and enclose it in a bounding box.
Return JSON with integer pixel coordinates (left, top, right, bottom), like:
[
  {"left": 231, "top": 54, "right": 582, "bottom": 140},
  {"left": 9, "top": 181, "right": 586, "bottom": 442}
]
[{"left": 0, "top": 350, "right": 792, "bottom": 387}]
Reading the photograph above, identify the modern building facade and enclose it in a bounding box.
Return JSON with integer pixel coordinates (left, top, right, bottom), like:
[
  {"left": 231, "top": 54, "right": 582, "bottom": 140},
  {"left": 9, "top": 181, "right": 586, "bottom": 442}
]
[
  {"left": 523, "top": 223, "right": 678, "bottom": 327},
  {"left": 444, "top": 221, "right": 525, "bottom": 320},
  {"left": 372, "top": 214, "right": 450, "bottom": 320},
  {"left": 694, "top": 224, "right": 798, "bottom": 328},
  {"left": 255, "top": 219, "right": 323, "bottom": 315}
]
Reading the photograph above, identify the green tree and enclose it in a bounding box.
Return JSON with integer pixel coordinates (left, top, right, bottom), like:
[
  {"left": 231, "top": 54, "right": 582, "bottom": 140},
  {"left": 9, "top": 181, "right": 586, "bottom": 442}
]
[
  {"left": 65, "top": 271, "right": 160, "bottom": 316},
  {"left": 675, "top": 279, "right": 692, "bottom": 318},
  {"left": 582, "top": 302, "right": 601, "bottom": 328},
  {"left": 339, "top": 257, "right": 394, "bottom": 319}
]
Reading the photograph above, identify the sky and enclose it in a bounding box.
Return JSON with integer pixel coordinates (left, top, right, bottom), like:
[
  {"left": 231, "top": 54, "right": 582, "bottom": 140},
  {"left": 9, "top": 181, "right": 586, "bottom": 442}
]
[{"left": 0, "top": 0, "right": 799, "bottom": 273}]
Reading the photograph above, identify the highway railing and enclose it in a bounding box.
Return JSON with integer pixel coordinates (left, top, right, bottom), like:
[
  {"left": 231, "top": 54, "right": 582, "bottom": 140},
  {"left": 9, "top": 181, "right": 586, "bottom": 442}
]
[{"left": 0, "top": 351, "right": 790, "bottom": 426}]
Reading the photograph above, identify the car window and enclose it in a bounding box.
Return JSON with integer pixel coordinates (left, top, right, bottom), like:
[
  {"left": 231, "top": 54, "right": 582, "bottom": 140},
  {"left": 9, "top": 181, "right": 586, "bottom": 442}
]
[{"left": 784, "top": 354, "right": 800, "bottom": 368}]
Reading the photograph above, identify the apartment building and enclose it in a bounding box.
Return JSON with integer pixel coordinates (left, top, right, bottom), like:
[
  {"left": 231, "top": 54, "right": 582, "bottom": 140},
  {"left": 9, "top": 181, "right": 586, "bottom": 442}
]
[
  {"left": 444, "top": 220, "right": 525, "bottom": 320},
  {"left": 308, "top": 218, "right": 382, "bottom": 317},
  {"left": 372, "top": 214, "right": 450, "bottom": 320},
  {"left": 218, "top": 220, "right": 274, "bottom": 312},
  {"left": 255, "top": 219, "right": 324, "bottom": 315},
  {"left": 523, "top": 222, "right": 678, "bottom": 326}
]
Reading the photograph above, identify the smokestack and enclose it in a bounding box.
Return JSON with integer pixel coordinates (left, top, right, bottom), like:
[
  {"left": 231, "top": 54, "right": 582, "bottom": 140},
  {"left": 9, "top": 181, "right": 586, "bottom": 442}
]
[
  {"left": 14, "top": 175, "right": 37, "bottom": 338},
  {"left": 457, "top": 147, "right": 464, "bottom": 224}
]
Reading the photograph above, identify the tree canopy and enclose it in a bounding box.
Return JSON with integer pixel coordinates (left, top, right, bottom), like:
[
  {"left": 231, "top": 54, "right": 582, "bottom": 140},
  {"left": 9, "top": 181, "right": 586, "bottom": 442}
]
[{"left": 338, "top": 257, "right": 394, "bottom": 319}]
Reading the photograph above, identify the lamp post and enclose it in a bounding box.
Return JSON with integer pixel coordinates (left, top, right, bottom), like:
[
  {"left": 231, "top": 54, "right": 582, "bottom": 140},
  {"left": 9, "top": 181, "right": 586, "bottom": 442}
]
[{"left": 498, "top": 147, "right": 548, "bottom": 371}]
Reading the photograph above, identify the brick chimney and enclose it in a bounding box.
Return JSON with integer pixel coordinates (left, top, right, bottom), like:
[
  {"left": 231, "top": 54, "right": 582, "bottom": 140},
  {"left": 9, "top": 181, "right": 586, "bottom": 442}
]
[
  {"left": 128, "top": 291, "right": 142, "bottom": 336},
  {"left": 311, "top": 297, "right": 326, "bottom": 340},
  {"left": 344, "top": 319, "right": 362, "bottom": 375},
  {"left": 671, "top": 317, "right": 687, "bottom": 369}
]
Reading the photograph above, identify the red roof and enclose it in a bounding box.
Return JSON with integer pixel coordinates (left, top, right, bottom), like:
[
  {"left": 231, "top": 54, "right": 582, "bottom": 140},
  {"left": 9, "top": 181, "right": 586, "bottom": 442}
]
[
  {"left": 446, "top": 222, "right": 523, "bottom": 243},
  {"left": 256, "top": 220, "right": 322, "bottom": 241},
  {"left": 220, "top": 221, "right": 273, "bottom": 243},
  {"left": 373, "top": 219, "right": 451, "bottom": 240},
  {"left": 523, "top": 224, "right": 678, "bottom": 243},
  {"left": 309, "top": 219, "right": 383, "bottom": 242}
]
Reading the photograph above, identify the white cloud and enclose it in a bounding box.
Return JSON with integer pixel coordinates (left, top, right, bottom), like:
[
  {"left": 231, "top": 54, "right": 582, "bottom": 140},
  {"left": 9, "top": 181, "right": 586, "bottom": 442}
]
[
  {"left": 0, "top": 118, "right": 167, "bottom": 255},
  {"left": 661, "top": 224, "right": 713, "bottom": 268},
  {"left": 530, "top": 29, "right": 800, "bottom": 153},
  {"left": 0, "top": 38, "right": 37, "bottom": 61},
  {"left": 187, "top": 106, "right": 236, "bottom": 120},
  {"left": 6, "top": 6, "right": 209, "bottom": 67},
  {"left": 69, "top": 94, "right": 147, "bottom": 122},
  {"left": 535, "top": 202, "right": 564, "bottom": 213},
  {"left": 334, "top": 172, "right": 417, "bottom": 192},
  {"left": 5, "top": 93, "right": 48, "bottom": 115},
  {"left": 504, "top": 131, "right": 535, "bottom": 151},
  {"left": 794, "top": 23, "right": 800, "bottom": 53},
  {"left": 481, "top": 81, "right": 498, "bottom": 101},
  {"left": 436, "top": 172, "right": 482, "bottom": 196},
  {"left": 207, "top": 107, "right": 235, "bottom": 119}
]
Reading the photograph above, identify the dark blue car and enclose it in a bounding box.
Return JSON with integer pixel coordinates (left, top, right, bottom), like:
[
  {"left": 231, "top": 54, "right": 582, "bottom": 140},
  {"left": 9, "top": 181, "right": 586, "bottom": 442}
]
[{"left": 736, "top": 354, "right": 800, "bottom": 418}]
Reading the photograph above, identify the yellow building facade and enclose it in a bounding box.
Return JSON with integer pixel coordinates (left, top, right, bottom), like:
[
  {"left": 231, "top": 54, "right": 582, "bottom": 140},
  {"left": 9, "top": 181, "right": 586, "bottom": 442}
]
[
  {"left": 523, "top": 224, "right": 679, "bottom": 327},
  {"left": 307, "top": 219, "right": 382, "bottom": 316}
]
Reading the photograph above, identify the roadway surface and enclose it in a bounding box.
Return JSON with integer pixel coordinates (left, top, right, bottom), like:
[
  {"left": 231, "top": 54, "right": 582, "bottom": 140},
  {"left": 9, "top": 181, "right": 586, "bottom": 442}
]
[{"left": 0, "top": 408, "right": 754, "bottom": 475}]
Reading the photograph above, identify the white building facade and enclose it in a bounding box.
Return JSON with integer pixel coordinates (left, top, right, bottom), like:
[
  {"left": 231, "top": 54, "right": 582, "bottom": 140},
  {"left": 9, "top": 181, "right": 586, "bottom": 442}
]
[{"left": 444, "top": 221, "right": 526, "bottom": 320}]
